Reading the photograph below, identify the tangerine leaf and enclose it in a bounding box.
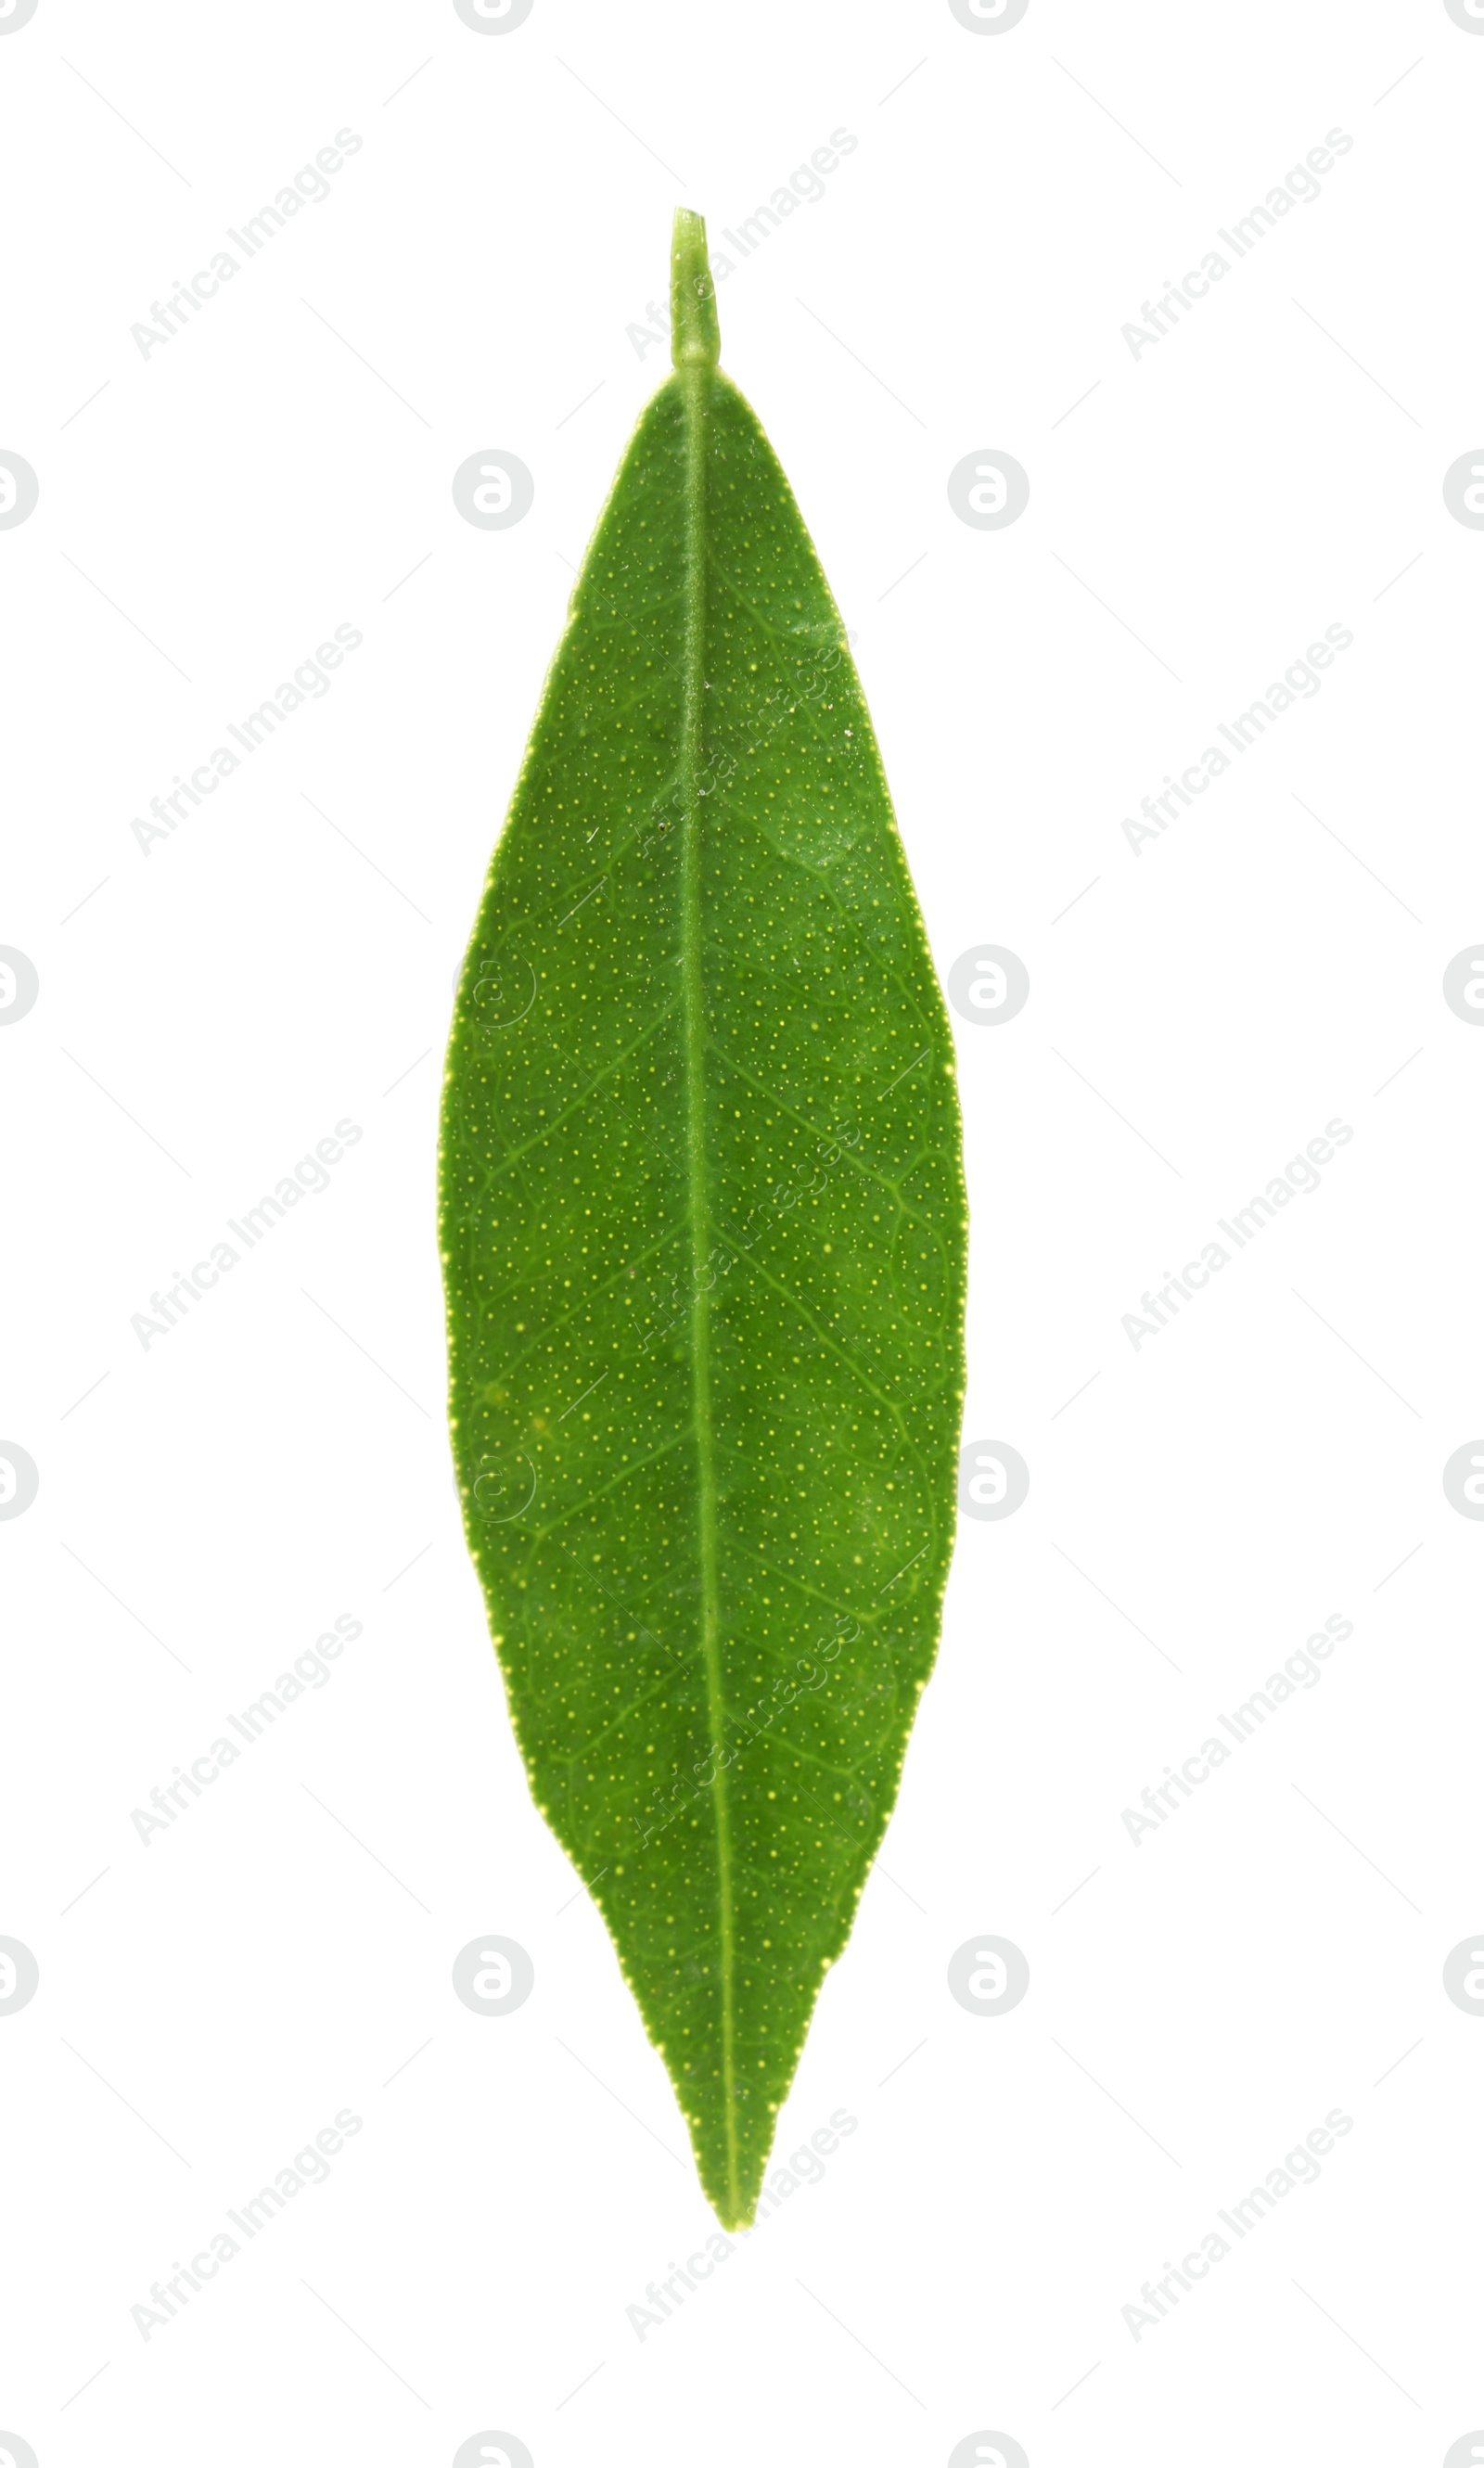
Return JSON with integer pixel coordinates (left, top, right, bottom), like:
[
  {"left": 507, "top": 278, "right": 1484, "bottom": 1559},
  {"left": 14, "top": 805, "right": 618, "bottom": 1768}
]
[{"left": 441, "top": 211, "right": 966, "bottom": 2226}]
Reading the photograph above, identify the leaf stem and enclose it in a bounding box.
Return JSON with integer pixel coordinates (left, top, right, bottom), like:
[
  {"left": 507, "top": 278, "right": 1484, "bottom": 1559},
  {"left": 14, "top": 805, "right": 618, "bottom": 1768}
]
[{"left": 671, "top": 207, "right": 720, "bottom": 369}]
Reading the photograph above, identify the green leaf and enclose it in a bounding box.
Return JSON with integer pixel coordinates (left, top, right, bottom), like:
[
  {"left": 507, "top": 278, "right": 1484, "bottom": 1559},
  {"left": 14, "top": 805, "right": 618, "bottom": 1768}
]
[{"left": 441, "top": 211, "right": 966, "bottom": 2226}]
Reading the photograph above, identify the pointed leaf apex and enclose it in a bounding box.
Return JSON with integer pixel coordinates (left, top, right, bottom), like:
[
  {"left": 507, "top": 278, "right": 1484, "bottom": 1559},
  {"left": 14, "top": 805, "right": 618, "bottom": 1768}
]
[{"left": 671, "top": 208, "right": 720, "bottom": 369}]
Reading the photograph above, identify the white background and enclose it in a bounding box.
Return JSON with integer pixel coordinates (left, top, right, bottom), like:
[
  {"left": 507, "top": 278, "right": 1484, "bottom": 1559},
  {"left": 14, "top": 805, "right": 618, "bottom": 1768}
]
[{"left": 3, "top": 2, "right": 1483, "bottom": 2462}]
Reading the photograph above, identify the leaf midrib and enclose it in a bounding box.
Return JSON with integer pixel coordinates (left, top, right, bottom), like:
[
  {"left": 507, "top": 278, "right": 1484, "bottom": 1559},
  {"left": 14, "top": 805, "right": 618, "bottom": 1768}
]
[{"left": 677, "top": 361, "right": 740, "bottom": 2219}]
